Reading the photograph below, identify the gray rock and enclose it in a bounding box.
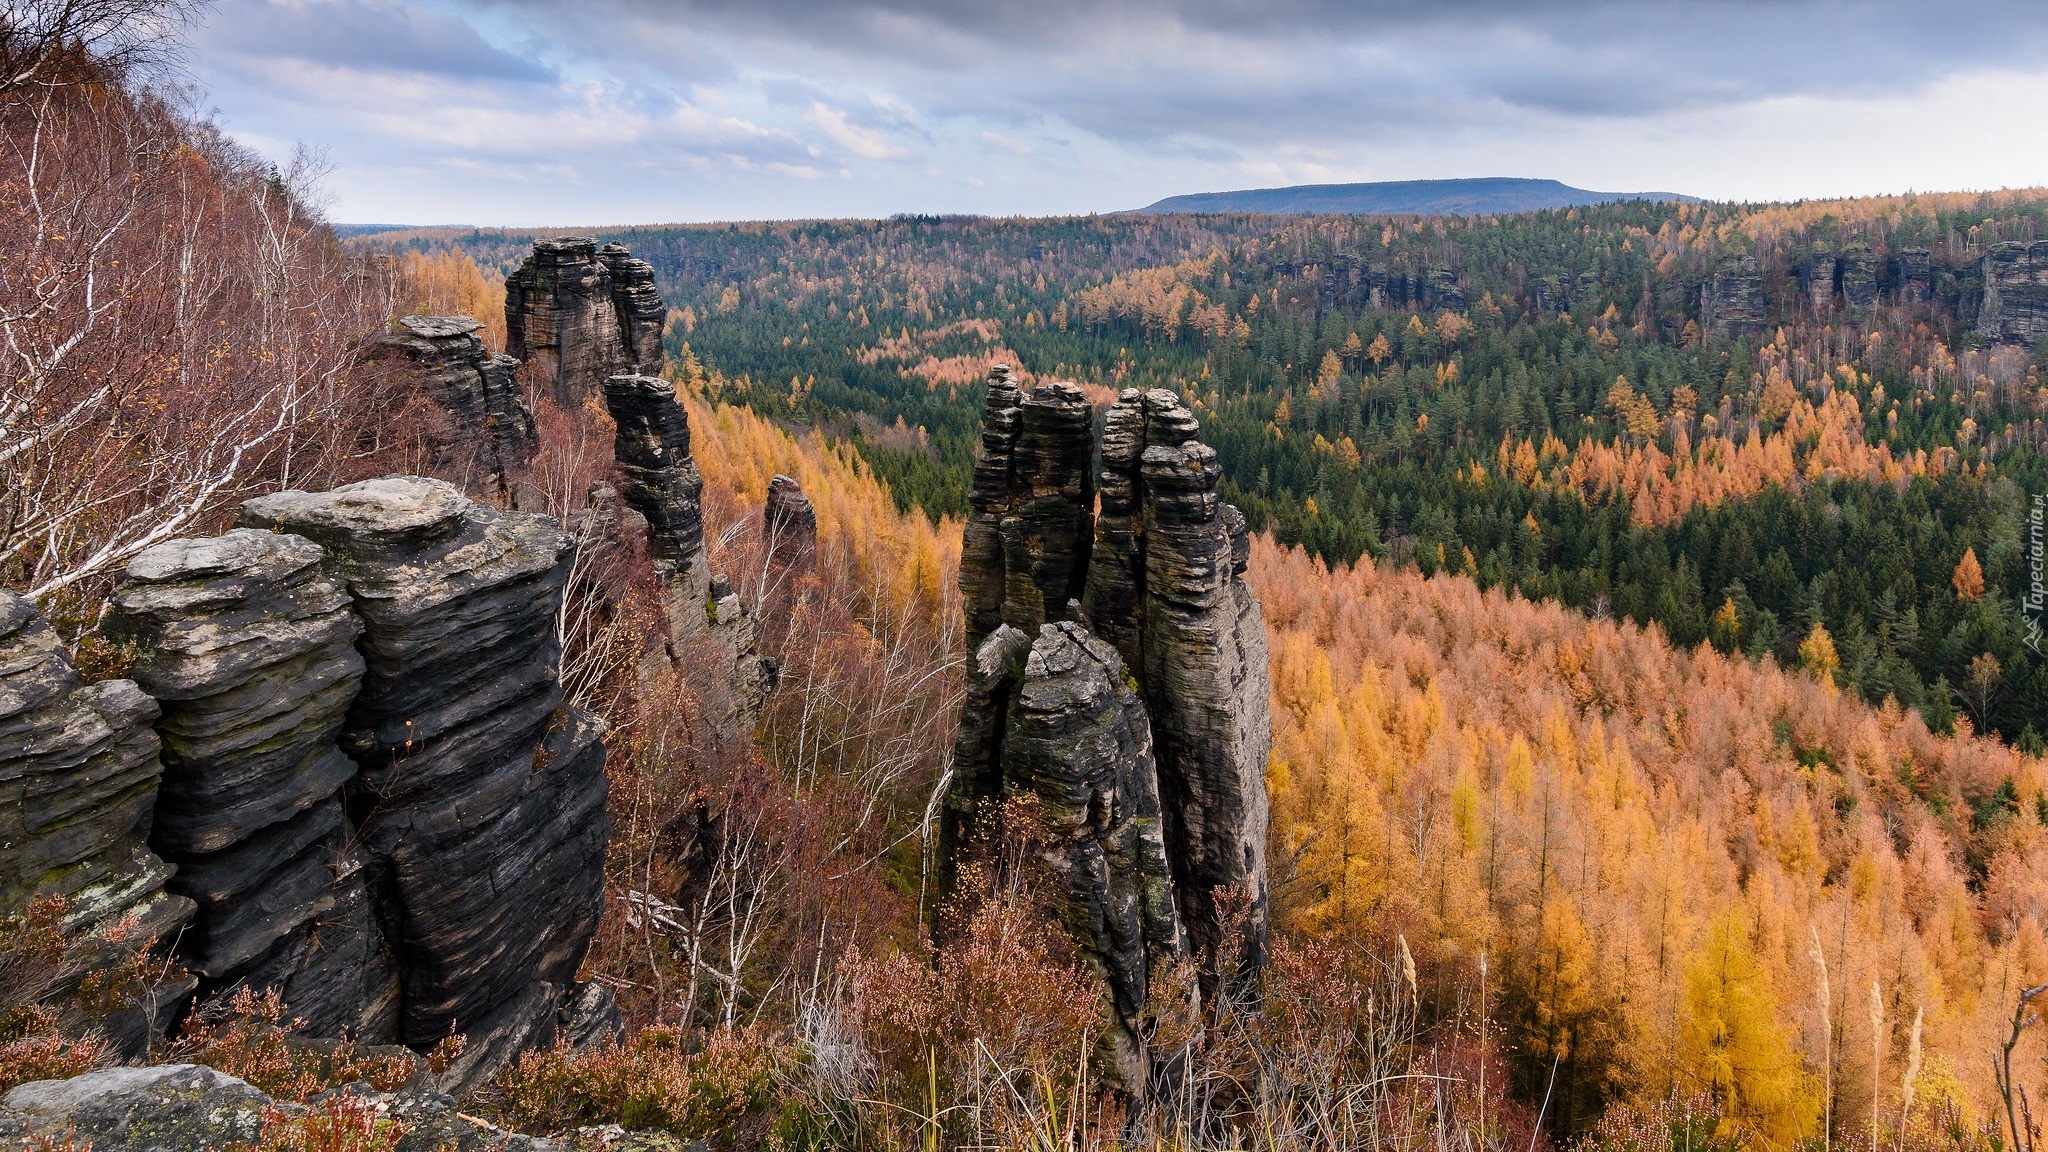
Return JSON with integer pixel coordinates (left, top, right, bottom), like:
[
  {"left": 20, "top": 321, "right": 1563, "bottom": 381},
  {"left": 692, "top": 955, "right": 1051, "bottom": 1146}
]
[
  {"left": 237, "top": 478, "right": 611, "bottom": 1064},
  {"left": 958, "top": 368, "right": 1096, "bottom": 654},
  {"left": 0, "top": 1063, "right": 560, "bottom": 1152},
  {"left": 0, "top": 591, "right": 192, "bottom": 961},
  {"left": 107, "top": 531, "right": 380, "bottom": 1010},
  {"left": 602, "top": 243, "right": 668, "bottom": 375},
  {"left": 763, "top": 474, "right": 817, "bottom": 570},
  {"left": 1705, "top": 252, "right": 1765, "bottom": 339},
  {"left": 946, "top": 371, "right": 1273, "bottom": 1088},
  {"left": 1000, "top": 623, "right": 1183, "bottom": 1088},
  {"left": 373, "top": 316, "right": 534, "bottom": 482},
  {"left": 1978, "top": 241, "right": 2048, "bottom": 346},
  {"left": 602, "top": 374, "right": 708, "bottom": 615},
  {"left": 505, "top": 238, "right": 666, "bottom": 405}
]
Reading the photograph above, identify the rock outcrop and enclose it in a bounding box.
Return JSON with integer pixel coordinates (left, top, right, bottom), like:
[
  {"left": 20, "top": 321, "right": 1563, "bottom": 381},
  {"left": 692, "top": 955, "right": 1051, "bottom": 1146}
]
[
  {"left": 763, "top": 474, "right": 817, "bottom": 571},
  {"left": 0, "top": 1064, "right": 561, "bottom": 1152},
  {"left": 601, "top": 374, "right": 775, "bottom": 736},
  {"left": 603, "top": 374, "right": 709, "bottom": 615},
  {"left": 372, "top": 316, "right": 534, "bottom": 483},
  {"left": 946, "top": 369, "right": 1272, "bottom": 1090},
  {"left": 0, "top": 593, "right": 195, "bottom": 1049},
  {"left": 960, "top": 369, "right": 1096, "bottom": 654},
  {"left": 946, "top": 622, "right": 1182, "bottom": 1087},
  {"left": 1705, "top": 252, "right": 1766, "bottom": 338},
  {"left": 106, "top": 531, "right": 398, "bottom": 1040},
  {"left": 1978, "top": 241, "right": 2048, "bottom": 347},
  {"left": 505, "top": 238, "right": 667, "bottom": 404},
  {"left": 238, "top": 478, "right": 611, "bottom": 1081}
]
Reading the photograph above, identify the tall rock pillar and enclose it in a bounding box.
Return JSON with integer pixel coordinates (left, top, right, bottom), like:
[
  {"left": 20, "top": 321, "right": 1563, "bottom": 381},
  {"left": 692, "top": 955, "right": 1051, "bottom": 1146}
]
[
  {"left": 107, "top": 531, "right": 399, "bottom": 1039},
  {"left": 238, "top": 477, "right": 612, "bottom": 1083}
]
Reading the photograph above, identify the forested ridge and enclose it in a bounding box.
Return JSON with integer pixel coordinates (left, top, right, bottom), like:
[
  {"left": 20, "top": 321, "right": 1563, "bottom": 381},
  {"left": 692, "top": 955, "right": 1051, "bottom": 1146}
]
[{"left": 377, "top": 195, "right": 2048, "bottom": 746}]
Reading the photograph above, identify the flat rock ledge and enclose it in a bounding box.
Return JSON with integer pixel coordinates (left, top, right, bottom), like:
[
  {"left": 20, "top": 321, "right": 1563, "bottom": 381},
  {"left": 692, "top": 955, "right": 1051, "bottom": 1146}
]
[{"left": 0, "top": 1064, "right": 559, "bottom": 1152}]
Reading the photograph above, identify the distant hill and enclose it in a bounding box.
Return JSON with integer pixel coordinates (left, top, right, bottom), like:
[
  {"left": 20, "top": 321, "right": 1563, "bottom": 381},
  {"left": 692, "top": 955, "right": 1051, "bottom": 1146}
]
[{"left": 1136, "top": 177, "right": 1694, "bottom": 216}]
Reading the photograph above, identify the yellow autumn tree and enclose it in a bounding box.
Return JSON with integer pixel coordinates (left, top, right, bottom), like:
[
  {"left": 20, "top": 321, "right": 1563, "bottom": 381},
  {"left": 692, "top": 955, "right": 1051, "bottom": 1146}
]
[
  {"left": 1953, "top": 548, "right": 1985, "bottom": 600},
  {"left": 1679, "top": 908, "right": 1818, "bottom": 1150}
]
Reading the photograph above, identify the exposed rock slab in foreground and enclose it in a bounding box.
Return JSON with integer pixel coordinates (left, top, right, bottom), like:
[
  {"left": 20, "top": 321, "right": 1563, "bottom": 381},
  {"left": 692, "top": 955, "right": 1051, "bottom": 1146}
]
[
  {"left": 239, "top": 477, "right": 612, "bottom": 1075},
  {"left": 107, "top": 529, "right": 399, "bottom": 1039},
  {"left": 0, "top": 1065, "right": 560, "bottom": 1152}
]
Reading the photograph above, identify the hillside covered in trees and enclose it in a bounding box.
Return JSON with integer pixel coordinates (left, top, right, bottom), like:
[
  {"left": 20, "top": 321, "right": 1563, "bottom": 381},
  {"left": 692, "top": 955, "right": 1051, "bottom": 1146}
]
[{"left": 376, "top": 195, "right": 2048, "bottom": 748}]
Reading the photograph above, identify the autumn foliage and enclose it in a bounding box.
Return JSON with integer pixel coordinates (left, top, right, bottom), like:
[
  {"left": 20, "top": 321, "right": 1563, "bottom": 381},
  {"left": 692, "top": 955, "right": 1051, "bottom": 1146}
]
[{"left": 1254, "top": 534, "right": 2048, "bottom": 1147}]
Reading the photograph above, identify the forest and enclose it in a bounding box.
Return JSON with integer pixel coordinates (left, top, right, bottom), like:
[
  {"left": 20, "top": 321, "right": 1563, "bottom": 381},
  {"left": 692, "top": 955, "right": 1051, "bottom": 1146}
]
[
  {"left": 6, "top": 4, "right": 2048, "bottom": 1150},
  {"left": 377, "top": 195, "right": 2048, "bottom": 747}
]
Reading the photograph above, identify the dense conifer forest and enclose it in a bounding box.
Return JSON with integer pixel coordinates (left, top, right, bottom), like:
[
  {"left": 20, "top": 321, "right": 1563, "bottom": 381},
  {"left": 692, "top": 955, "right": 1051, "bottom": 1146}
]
[{"left": 382, "top": 196, "right": 2048, "bottom": 746}]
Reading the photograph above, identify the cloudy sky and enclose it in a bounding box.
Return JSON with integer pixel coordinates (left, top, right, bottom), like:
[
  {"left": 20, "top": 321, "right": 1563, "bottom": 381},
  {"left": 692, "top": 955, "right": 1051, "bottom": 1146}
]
[{"left": 183, "top": 0, "right": 2048, "bottom": 225}]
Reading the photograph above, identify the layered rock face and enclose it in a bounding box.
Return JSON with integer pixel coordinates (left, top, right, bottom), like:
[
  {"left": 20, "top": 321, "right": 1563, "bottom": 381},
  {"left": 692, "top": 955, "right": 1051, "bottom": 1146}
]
[
  {"left": 1706, "top": 252, "right": 1766, "bottom": 338},
  {"left": 947, "top": 623, "right": 1182, "bottom": 1086},
  {"left": 763, "top": 474, "right": 817, "bottom": 571},
  {"left": 505, "top": 238, "right": 666, "bottom": 404},
  {"left": 106, "top": 531, "right": 397, "bottom": 1039},
  {"left": 372, "top": 316, "right": 533, "bottom": 481},
  {"left": 2, "top": 477, "right": 616, "bottom": 1082},
  {"left": 1978, "top": 241, "right": 2048, "bottom": 346},
  {"left": 239, "top": 478, "right": 611, "bottom": 1076},
  {"left": 960, "top": 368, "right": 1096, "bottom": 653},
  {"left": 601, "top": 374, "right": 775, "bottom": 735},
  {"left": 602, "top": 374, "right": 709, "bottom": 613},
  {"left": 947, "top": 370, "right": 1272, "bottom": 1089},
  {"left": 0, "top": 594, "right": 192, "bottom": 976}
]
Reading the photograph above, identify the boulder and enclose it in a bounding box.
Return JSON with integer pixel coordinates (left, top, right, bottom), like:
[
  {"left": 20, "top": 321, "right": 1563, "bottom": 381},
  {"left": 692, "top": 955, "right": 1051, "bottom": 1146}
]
[{"left": 0, "top": 1064, "right": 561, "bottom": 1152}]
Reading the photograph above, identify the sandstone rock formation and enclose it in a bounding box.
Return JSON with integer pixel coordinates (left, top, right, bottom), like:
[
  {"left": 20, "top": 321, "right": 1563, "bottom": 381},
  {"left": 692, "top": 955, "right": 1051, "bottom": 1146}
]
[
  {"left": 960, "top": 369, "right": 1096, "bottom": 654},
  {"left": 372, "top": 316, "right": 534, "bottom": 484},
  {"left": 946, "top": 622, "right": 1182, "bottom": 1086},
  {"left": 1978, "top": 241, "right": 2048, "bottom": 346},
  {"left": 238, "top": 478, "right": 611, "bottom": 1081},
  {"left": 107, "top": 531, "right": 397, "bottom": 1039},
  {"left": 603, "top": 374, "right": 708, "bottom": 613},
  {"left": 2, "top": 476, "right": 617, "bottom": 1083},
  {"left": 1705, "top": 252, "right": 1766, "bottom": 338},
  {"left": 1839, "top": 245, "right": 1881, "bottom": 310},
  {"left": 762, "top": 474, "right": 817, "bottom": 571},
  {"left": 0, "top": 1064, "right": 562, "bottom": 1152},
  {"left": 601, "top": 374, "right": 775, "bottom": 736},
  {"left": 0, "top": 591, "right": 196, "bottom": 1049},
  {"left": 946, "top": 369, "right": 1272, "bottom": 1089},
  {"left": 505, "top": 238, "right": 666, "bottom": 404}
]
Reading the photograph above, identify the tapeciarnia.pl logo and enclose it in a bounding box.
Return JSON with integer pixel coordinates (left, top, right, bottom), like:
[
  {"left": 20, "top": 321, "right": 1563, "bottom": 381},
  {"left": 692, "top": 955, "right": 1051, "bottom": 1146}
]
[{"left": 2028, "top": 492, "right": 2045, "bottom": 656}]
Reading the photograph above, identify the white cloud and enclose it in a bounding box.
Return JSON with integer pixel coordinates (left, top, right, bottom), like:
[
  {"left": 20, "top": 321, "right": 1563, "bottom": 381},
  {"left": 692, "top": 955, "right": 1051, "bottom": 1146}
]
[
  {"left": 803, "top": 102, "right": 916, "bottom": 161},
  {"left": 979, "top": 131, "right": 1031, "bottom": 155}
]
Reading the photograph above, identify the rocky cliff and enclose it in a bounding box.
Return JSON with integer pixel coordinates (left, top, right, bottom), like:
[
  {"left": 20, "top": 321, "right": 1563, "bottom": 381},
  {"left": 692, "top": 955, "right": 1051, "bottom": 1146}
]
[
  {"left": 2, "top": 476, "right": 617, "bottom": 1089},
  {"left": 0, "top": 594, "right": 194, "bottom": 1050},
  {"left": 239, "top": 477, "right": 613, "bottom": 1085},
  {"left": 1978, "top": 241, "right": 2048, "bottom": 346},
  {"left": 371, "top": 316, "right": 534, "bottom": 486},
  {"left": 505, "top": 238, "right": 667, "bottom": 404},
  {"left": 945, "top": 369, "right": 1272, "bottom": 1090},
  {"left": 601, "top": 374, "right": 774, "bottom": 736}
]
